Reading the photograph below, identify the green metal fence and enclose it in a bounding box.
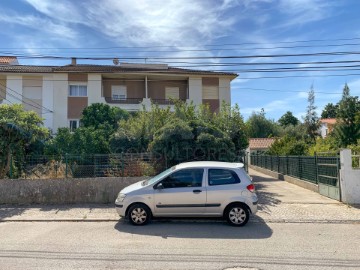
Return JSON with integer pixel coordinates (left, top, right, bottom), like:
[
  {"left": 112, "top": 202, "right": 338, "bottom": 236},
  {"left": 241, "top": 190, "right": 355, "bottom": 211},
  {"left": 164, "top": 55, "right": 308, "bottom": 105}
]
[
  {"left": 5, "top": 152, "right": 248, "bottom": 179},
  {"left": 250, "top": 154, "right": 340, "bottom": 185},
  {"left": 10, "top": 153, "right": 156, "bottom": 179}
]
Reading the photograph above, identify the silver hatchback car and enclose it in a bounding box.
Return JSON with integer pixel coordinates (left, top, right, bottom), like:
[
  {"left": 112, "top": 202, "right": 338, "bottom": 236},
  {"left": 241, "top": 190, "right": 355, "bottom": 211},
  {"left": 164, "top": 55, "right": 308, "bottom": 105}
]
[{"left": 115, "top": 161, "right": 258, "bottom": 226}]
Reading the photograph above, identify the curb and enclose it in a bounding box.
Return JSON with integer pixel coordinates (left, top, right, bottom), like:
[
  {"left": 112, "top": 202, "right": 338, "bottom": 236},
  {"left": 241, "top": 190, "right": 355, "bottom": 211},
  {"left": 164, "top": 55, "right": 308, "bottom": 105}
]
[{"left": 1, "top": 218, "right": 359, "bottom": 224}]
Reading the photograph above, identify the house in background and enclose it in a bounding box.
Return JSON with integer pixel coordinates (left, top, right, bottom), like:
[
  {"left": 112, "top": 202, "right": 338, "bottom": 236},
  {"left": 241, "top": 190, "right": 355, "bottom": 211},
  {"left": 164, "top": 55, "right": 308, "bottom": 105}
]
[
  {"left": 0, "top": 57, "right": 237, "bottom": 133},
  {"left": 0, "top": 56, "right": 19, "bottom": 65},
  {"left": 247, "top": 138, "right": 276, "bottom": 154},
  {"left": 319, "top": 118, "right": 336, "bottom": 138}
]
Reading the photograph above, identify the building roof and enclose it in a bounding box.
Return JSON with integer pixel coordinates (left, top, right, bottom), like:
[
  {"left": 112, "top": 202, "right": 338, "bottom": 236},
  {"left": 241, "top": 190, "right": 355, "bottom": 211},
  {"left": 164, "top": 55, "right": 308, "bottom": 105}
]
[
  {"left": 0, "top": 56, "right": 19, "bottom": 65},
  {"left": 249, "top": 138, "right": 276, "bottom": 150},
  {"left": 320, "top": 118, "right": 336, "bottom": 125},
  {"left": 0, "top": 63, "right": 238, "bottom": 77}
]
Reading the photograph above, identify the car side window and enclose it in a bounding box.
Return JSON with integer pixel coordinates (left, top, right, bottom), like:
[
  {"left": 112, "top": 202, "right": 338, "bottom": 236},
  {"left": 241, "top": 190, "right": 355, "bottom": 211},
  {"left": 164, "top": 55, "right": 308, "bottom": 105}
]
[
  {"left": 208, "top": 169, "right": 240, "bottom": 186},
  {"left": 160, "top": 169, "right": 204, "bottom": 189}
]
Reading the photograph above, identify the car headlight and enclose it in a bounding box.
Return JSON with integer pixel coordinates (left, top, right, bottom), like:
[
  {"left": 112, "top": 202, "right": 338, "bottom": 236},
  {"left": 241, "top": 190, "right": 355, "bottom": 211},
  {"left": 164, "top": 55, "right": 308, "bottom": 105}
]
[{"left": 116, "top": 193, "right": 126, "bottom": 203}]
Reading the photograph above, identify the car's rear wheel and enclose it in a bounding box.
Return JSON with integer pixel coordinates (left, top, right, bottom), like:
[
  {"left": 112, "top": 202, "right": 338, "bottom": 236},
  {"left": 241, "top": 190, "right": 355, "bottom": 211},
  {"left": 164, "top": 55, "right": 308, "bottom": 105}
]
[
  {"left": 225, "top": 204, "right": 249, "bottom": 226},
  {"left": 128, "top": 204, "right": 151, "bottom": 226}
]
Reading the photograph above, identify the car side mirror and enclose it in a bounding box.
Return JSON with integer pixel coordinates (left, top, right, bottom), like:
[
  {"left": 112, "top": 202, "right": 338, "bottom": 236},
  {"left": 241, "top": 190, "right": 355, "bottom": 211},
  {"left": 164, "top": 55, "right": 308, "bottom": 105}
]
[{"left": 155, "top": 183, "right": 164, "bottom": 190}]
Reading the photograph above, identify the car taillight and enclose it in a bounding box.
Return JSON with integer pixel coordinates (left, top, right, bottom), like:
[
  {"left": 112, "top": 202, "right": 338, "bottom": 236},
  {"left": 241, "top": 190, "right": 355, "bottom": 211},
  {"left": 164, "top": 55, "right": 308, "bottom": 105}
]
[{"left": 247, "top": 184, "right": 255, "bottom": 193}]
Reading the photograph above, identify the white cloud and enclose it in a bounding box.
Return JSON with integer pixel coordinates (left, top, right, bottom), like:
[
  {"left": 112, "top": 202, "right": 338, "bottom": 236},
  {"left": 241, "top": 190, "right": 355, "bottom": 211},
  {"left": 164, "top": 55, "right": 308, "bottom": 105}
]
[
  {"left": 24, "top": 0, "right": 236, "bottom": 47},
  {"left": 0, "top": 13, "right": 76, "bottom": 39},
  {"left": 278, "top": 0, "right": 335, "bottom": 27}
]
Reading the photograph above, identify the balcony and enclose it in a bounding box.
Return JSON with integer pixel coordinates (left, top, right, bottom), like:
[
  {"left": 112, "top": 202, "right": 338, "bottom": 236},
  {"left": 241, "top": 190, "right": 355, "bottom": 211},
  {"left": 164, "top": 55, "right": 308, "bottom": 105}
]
[
  {"left": 104, "top": 97, "right": 143, "bottom": 104},
  {"left": 150, "top": 98, "right": 186, "bottom": 105}
]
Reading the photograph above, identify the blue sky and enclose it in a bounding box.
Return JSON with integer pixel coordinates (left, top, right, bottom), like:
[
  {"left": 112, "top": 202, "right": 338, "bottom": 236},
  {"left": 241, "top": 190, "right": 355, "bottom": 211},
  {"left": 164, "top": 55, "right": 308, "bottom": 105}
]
[{"left": 1, "top": 0, "right": 360, "bottom": 121}]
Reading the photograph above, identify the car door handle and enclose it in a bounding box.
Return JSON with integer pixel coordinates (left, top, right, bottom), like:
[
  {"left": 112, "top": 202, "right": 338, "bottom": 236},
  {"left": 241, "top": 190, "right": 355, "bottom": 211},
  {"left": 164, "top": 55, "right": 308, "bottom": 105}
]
[{"left": 193, "top": 190, "right": 202, "bottom": 194}]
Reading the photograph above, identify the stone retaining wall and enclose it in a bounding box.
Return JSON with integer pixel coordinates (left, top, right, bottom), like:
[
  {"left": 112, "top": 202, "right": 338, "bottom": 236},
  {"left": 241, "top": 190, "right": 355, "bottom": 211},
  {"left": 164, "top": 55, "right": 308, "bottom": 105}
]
[{"left": 0, "top": 177, "right": 146, "bottom": 205}]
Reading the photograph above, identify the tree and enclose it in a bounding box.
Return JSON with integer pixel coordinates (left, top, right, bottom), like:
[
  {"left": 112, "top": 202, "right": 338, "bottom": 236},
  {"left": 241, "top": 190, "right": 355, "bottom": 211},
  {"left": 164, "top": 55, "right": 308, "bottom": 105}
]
[
  {"left": 321, "top": 103, "right": 338, "bottom": 119},
  {"left": 45, "top": 127, "right": 110, "bottom": 155},
  {"left": 0, "top": 104, "right": 49, "bottom": 178},
  {"left": 267, "top": 135, "right": 308, "bottom": 156},
  {"left": 149, "top": 119, "right": 195, "bottom": 167},
  {"left": 333, "top": 84, "right": 360, "bottom": 147},
  {"left": 81, "top": 103, "right": 129, "bottom": 131},
  {"left": 278, "top": 111, "right": 299, "bottom": 127},
  {"left": 213, "top": 103, "right": 248, "bottom": 151},
  {"left": 246, "top": 109, "right": 281, "bottom": 138},
  {"left": 304, "top": 85, "right": 319, "bottom": 140}
]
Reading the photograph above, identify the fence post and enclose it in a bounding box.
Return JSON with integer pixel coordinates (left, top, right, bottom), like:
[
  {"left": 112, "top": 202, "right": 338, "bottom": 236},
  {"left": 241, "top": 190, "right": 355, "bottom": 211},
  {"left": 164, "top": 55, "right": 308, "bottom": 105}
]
[
  {"left": 315, "top": 152, "right": 318, "bottom": 184},
  {"left": 278, "top": 156, "right": 280, "bottom": 173},
  {"left": 121, "top": 153, "right": 124, "bottom": 176},
  {"left": 9, "top": 154, "right": 13, "bottom": 179},
  {"left": 298, "top": 156, "right": 302, "bottom": 179},
  {"left": 286, "top": 156, "right": 289, "bottom": 175},
  {"left": 65, "top": 153, "right": 68, "bottom": 179}
]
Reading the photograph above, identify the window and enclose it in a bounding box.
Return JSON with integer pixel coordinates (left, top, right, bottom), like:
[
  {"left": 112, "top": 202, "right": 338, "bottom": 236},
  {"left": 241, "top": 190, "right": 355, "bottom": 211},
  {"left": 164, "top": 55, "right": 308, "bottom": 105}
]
[
  {"left": 69, "top": 85, "right": 87, "bottom": 97},
  {"left": 159, "top": 169, "right": 204, "bottom": 189},
  {"left": 202, "top": 85, "right": 219, "bottom": 99},
  {"left": 69, "top": 120, "right": 80, "bottom": 132},
  {"left": 165, "top": 87, "right": 179, "bottom": 99},
  {"left": 208, "top": 169, "right": 240, "bottom": 186},
  {"left": 111, "top": 85, "right": 127, "bottom": 100}
]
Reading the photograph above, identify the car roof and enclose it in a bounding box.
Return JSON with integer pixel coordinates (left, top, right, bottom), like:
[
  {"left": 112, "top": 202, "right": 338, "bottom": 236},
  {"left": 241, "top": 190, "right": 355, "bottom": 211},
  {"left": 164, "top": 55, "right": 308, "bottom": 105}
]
[{"left": 175, "top": 161, "right": 244, "bottom": 170}]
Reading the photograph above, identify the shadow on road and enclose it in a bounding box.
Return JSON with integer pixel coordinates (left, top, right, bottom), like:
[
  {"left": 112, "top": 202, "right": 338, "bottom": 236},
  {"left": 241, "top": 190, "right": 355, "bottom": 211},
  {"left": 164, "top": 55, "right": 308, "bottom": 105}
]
[
  {"left": 114, "top": 216, "right": 272, "bottom": 239},
  {"left": 250, "top": 174, "right": 282, "bottom": 214},
  {"left": 0, "top": 207, "right": 26, "bottom": 220}
]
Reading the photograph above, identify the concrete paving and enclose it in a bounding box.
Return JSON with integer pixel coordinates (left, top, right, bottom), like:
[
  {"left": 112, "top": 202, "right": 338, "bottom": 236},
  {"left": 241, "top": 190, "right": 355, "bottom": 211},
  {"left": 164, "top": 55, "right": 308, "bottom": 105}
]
[{"left": 0, "top": 168, "right": 359, "bottom": 223}]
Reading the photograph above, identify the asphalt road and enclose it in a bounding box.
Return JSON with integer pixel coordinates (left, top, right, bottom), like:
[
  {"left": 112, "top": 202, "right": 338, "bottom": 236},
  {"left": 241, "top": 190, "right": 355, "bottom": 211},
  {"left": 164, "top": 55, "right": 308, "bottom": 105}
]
[{"left": 0, "top": 220, "right": 359, "bottom": 270}]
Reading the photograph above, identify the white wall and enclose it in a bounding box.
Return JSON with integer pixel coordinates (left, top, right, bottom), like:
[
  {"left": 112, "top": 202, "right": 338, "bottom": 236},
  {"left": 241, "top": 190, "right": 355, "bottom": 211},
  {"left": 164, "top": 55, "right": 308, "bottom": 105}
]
[
  {"left": 219, "top": 78, "right": 231, "bottom": 106},
  {"left": 340, "top": 149, "right": 360, "bottom": 204},
  {"left": 42, "top": 75, "right": 54, "bottom": 131},
  {"left": 5, "top": 75, "right": 22, "bottom": 104},
  {"left": 87, "top": 74, "right": 105, "bottom": 104},
  {"left": 52, "top": 73, "right": 68, "bottom": 132},
  {"left": 188, "top": 77, "right": 202, "bottom": 106}
]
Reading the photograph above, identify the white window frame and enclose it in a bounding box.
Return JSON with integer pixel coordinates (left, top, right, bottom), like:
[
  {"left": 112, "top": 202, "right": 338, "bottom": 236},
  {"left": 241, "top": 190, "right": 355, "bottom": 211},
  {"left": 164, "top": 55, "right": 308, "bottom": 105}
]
[
  {"left": 69, "top": 119, "right": 80, "bottom": 132},
  {"left": 68, "top": 83, "right": 88, "bottom": 97},
  {"left": 111, "top": 85, "right": 127, "bottom": 100}
]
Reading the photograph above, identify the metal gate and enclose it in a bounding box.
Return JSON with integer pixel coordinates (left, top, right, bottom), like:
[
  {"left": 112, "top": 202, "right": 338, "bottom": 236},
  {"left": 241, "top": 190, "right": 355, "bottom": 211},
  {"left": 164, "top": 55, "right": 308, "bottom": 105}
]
[{"left": 317, "top": 153, "right": 341, "bottom": 201}]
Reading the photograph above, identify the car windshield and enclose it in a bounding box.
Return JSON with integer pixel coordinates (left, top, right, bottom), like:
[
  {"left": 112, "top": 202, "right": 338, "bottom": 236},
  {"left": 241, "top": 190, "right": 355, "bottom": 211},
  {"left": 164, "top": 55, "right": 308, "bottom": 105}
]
[{"left": 143, "top": 166, "right": 175, "bottom": 186}]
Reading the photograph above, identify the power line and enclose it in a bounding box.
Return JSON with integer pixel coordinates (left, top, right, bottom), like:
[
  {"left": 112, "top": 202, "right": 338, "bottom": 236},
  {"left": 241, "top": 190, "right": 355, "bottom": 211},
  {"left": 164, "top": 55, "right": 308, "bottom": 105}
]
[
  {"left": 236, "top": 87, "right": 343, "bottom": 95},
  {"left": 0, "top": 82, "right": 53, "bottom": 113},
  {"left": 3, "top": 42, "right": 360, "bottom": 54},
  {"left": 1, "top": 37, "right": 360, "bottom": 50},
  {"left": 4, "top": 50, "right": 360, "bottom": 60},
  {"left": 238, "top": 73, "right": 360, "bottom": 79}
]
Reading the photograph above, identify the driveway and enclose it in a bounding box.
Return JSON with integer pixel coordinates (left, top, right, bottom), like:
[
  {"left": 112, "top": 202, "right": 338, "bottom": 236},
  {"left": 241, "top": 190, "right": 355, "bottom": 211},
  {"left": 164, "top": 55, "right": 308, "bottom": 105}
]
[{"left": 250, "top": 168, "right": 360, "bottom": 223}]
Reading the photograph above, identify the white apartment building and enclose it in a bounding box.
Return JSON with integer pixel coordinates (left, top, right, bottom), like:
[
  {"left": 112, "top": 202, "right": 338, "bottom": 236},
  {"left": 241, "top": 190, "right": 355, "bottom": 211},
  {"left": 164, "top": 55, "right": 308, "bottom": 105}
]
[{"left": 0, "top": 57, "right": 237, "bottom": 133}]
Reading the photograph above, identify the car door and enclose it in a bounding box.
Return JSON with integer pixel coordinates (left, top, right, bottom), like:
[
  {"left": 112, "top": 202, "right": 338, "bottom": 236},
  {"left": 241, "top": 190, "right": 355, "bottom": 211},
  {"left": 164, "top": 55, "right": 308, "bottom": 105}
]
[
  {"left": 205, "top": 168, "right": 242, "bottom": 215},
  {"left": 153, "top": 168, "right": 206, "bottom": 216}
]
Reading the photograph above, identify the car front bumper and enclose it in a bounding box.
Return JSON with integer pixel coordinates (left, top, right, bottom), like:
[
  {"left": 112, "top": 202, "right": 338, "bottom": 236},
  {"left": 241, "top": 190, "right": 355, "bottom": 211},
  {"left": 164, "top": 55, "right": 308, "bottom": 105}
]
[{"left": 115, "top": 203, "right": 126, "bottom": 217}]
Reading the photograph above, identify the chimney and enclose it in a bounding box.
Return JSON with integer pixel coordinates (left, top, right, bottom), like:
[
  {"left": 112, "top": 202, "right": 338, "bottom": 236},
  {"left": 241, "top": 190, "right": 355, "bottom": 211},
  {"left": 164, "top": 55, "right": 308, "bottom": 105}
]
[{"left": 71, "top": 57, "right": 77, "bottom": 65}]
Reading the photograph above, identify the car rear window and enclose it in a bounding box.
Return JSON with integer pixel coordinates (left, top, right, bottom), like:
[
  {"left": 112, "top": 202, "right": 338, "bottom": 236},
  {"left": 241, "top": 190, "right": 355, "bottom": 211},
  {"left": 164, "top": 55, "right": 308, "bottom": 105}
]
[{"left": 208, "top": 169, "right": 240, "bottom": 186}]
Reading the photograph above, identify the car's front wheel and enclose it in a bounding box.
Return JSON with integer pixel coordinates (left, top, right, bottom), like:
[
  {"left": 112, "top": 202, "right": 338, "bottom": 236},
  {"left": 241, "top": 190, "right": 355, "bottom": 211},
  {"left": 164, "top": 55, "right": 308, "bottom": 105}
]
[
  {"left": 128, "top": 204, "right": 151, "bottom": 226},
  {"left": 225, "top": 204, "right": 250, "bottom": 226}
]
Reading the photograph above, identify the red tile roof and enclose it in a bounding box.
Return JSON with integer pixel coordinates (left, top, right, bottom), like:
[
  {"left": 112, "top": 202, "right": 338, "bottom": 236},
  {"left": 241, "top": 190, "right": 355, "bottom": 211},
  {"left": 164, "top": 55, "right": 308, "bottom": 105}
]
[
  {"left": 0, "top": 56, "right": 18, "bottom": 65},
  {"left": 249, "top": 138, "right": 276, "bottom": 149},
  {"left": 320, "top": 118, "right": 336, "bottom": 125}
]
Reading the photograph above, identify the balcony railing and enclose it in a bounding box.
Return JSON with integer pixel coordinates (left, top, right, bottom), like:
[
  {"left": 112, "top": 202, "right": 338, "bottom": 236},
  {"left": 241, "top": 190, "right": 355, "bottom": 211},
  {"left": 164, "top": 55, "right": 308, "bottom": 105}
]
[
  {"left": 151, "top": 99, "right": 186, "bottom": 105},
  {"left": 105, "top": 97, "right": 143, "bottom": 104}
]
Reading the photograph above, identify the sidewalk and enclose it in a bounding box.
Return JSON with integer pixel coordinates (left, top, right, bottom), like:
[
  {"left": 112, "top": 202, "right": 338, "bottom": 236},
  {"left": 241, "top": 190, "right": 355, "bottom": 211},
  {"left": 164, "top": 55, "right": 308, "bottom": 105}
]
[{"left": 1, "top": 169, "right": 360, "bottom": 223}]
